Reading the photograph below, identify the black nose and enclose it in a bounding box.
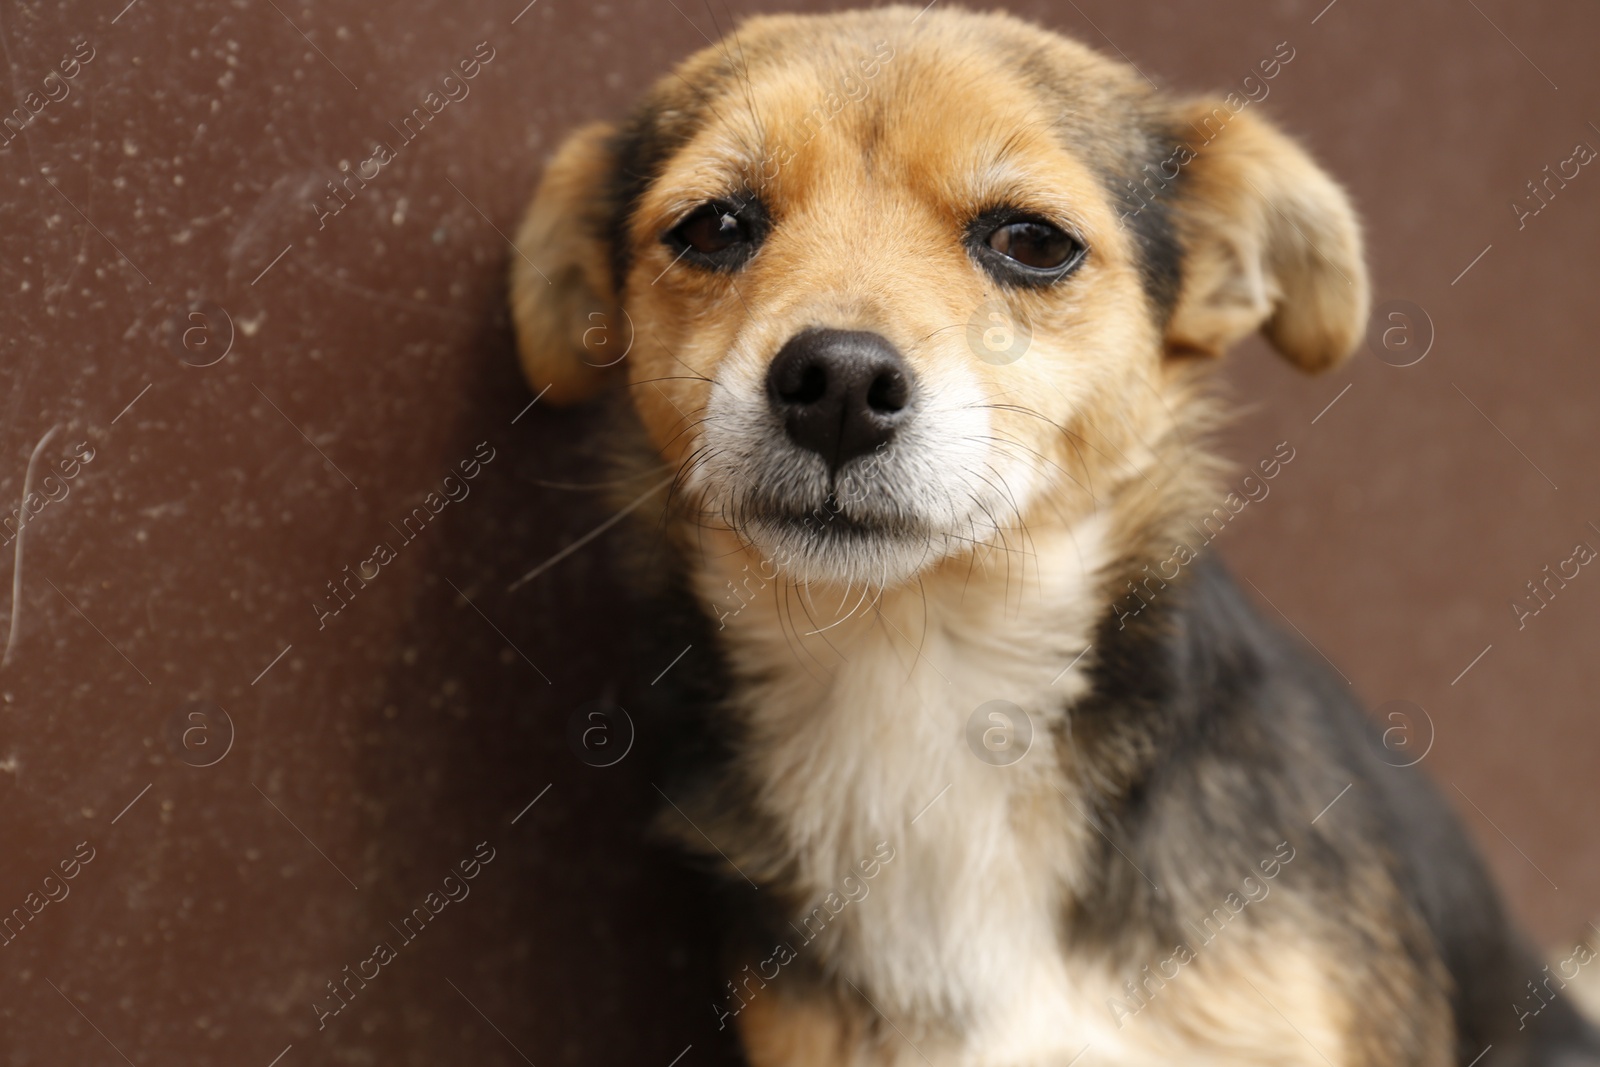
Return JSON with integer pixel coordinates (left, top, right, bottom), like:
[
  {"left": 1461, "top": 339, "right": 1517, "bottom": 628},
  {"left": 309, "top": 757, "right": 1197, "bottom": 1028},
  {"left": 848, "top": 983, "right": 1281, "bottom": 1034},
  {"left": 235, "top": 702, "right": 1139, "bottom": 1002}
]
[{"left": 766, "top": 328, "right": 912, "bottom": 472}]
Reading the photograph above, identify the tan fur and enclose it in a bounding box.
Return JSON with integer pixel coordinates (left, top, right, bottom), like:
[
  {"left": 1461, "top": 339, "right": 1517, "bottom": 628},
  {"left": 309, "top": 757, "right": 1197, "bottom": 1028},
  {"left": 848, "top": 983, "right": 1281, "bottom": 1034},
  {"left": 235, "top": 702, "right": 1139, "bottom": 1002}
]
[
  {"left": 510, "top": 120, "right": 622, "bottom": 403},
  {"left": 1164, "top": 101, "right": 1370, "bottom": 370},
  {"left": 1567, "top": 925, "right": 1600, "bottom": 1020},
  {"left": 737, "top": 992, "right": 874, "bottom": 1067},
  {"left": 511, "top": 7, "right": 1399, "bottom": 1065}
]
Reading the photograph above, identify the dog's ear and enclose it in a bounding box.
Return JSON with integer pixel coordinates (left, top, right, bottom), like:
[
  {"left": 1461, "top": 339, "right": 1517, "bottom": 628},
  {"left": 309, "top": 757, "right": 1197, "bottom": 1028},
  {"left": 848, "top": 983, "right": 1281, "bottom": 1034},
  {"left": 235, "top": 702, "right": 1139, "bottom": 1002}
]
[
  {"left": 1162, "top": 102, "right": 1369, "bottom": 373},
  {"left": 510, "top": 121, "right": 625, "bottom": 404}
]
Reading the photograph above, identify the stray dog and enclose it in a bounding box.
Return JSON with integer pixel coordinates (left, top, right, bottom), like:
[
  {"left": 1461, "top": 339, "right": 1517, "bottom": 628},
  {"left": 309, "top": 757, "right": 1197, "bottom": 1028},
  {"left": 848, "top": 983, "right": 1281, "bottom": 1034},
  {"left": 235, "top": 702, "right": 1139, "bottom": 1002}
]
[{"left": 510, "top": 7, "right": 1600, "bottom": 1064}]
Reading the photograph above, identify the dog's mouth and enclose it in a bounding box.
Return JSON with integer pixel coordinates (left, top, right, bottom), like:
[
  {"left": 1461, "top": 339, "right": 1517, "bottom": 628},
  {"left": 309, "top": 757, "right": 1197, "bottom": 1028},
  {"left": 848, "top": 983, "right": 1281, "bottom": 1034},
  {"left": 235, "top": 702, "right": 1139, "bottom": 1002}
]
[
  {"left": 730, "top": 484, "right": 943, "bottom": 585},
  {"left": 747, "top": 492, "right": 913, "bottom": 542}
]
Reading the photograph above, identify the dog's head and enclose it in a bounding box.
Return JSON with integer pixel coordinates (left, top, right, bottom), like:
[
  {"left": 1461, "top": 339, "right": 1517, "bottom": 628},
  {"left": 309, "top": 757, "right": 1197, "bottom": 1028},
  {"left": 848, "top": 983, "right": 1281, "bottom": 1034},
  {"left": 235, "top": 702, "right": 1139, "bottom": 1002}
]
[{"left": 512, "top": 7, "right": 1367, "bottom": 588}]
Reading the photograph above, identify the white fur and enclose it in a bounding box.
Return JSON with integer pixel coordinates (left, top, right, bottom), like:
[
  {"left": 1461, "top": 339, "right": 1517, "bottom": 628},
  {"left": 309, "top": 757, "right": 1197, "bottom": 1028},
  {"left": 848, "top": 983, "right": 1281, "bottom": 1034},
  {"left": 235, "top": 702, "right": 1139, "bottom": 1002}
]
[
  {"left": 704, "top": 517, "right": 1119, "bottom": 1061},
  {"left": 694, "top": 326, "right": 1041, "bottom": 588}
]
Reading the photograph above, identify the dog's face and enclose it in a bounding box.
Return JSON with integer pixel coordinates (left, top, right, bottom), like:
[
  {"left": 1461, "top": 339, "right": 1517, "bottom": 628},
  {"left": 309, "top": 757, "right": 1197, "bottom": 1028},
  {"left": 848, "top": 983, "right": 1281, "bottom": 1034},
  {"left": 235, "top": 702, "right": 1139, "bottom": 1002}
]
[{"left": 513, "top": 7, "right": 1367, "bottom": 588}]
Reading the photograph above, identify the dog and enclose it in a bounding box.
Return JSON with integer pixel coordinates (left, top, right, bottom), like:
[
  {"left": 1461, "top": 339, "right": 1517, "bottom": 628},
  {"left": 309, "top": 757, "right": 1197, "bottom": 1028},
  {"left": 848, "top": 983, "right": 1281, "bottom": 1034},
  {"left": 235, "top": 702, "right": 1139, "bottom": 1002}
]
[{"left": 509, "top": 7, "right": 1600, "bottom": 1064}]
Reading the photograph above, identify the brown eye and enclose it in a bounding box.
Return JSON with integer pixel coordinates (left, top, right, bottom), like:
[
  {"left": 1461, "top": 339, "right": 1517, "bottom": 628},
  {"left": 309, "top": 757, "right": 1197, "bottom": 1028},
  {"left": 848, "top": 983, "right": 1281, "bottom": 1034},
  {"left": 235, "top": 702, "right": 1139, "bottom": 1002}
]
[
  {"left": 664, "top": 199, "right": 767, "bottom": 270},
  {"left": 968, "top": 211, "right": 1087, "bottom": 287},
  {"left": 677, "top": 205, "right": 743, "bottom": 252},
  {"left": 987, "top": 220, "right": 1080, "bottom": 270}
]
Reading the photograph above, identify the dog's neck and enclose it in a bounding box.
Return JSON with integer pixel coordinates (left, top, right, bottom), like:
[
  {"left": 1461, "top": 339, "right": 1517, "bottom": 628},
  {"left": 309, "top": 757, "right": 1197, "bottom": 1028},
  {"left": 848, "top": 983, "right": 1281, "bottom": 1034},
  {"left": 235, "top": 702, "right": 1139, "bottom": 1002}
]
[
  {"left": 680, "top": 514, "right": 1122, "bottom": 1016},
  {"left": 691, "top": 515, "right": 1115, "bottom": 704}
]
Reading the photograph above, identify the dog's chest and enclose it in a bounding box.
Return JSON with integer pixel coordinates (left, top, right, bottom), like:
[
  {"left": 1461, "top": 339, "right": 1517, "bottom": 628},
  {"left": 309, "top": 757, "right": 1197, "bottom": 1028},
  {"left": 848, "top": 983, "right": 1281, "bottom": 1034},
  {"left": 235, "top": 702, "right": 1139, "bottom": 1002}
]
[
  {"left": 703, "top": 531, "right": 1353, "bottom": 1065},
  {"left": 712, "top": 525, "right": 1122, "bottom": 1054}
]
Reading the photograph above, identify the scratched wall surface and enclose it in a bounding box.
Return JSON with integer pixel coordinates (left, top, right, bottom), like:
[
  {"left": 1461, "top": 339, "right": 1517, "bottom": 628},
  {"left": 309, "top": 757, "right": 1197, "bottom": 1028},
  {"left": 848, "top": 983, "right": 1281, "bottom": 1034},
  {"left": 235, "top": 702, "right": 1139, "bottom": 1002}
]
[{"left": 0, "top": 0, "right": 1594, "bottom": 1063}]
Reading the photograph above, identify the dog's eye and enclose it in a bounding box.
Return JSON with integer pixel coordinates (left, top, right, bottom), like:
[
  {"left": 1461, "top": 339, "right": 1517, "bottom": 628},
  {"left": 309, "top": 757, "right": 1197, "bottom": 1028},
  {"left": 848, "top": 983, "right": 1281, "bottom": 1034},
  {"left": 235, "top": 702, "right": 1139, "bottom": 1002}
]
[
  {"left": 676, "top": 205, "right": 744, "bottom": 253},
  {"left": 969, "top": 212, "right": 1087, "bottom": 286},
  {"left": 664, "top": 199, "right": 765, "bottom": 271},
  {"left": 988, "top": 221, "right": 1078, "bottom": 270}
]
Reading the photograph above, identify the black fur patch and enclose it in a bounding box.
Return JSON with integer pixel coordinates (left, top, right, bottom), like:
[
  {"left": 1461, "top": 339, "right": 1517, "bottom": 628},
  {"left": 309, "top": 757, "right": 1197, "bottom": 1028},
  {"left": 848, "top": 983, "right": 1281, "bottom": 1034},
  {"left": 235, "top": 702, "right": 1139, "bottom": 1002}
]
[
  {"left": 602, "top": 109, "right": 687, "bottom": 298},
  {"left": 1060, "top": 554, "right": 1600, "bottom": 1062},
  {"left": 1107, "top": 125, "right": 1186, "bottom": 325},
  {"left": 601, "top": 57, "right": 748, "bottom": 297}
]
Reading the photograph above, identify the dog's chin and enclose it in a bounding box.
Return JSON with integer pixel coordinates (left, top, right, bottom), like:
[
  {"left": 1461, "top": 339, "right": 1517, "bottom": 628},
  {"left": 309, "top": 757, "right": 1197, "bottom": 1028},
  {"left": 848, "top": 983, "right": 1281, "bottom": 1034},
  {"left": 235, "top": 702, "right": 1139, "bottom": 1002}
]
[{"left": 740, "top": 508, "right": 943, "bottom": 588}]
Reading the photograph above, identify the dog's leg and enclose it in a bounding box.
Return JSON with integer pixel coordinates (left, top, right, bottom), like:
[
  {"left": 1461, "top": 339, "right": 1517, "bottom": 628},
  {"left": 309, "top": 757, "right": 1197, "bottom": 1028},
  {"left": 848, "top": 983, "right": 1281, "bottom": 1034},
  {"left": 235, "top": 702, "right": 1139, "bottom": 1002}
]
[
  {"left": 737, "top": 988, "right": 947, "bottom": 1067},
  {"left": 737, "top": 991, "right": 866, "bottom": 1067}
]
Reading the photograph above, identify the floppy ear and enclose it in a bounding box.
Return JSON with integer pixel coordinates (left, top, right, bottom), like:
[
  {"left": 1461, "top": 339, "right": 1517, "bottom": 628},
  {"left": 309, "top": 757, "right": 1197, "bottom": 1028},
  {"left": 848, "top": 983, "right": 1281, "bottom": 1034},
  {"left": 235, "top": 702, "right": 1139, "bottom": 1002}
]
[
  {"left": 510, "top": 121, "right": 625, "bottom": 404},
  {"left": 1163, "top": 102, "right": 1369, "bottom": 372}
]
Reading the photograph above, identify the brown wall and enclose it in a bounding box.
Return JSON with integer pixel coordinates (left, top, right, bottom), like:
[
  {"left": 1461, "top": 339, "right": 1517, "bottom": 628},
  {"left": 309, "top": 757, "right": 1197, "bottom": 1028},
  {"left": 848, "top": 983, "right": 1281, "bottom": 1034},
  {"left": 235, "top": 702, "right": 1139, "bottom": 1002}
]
[{"left": 0, "top": 0, "right": 1595, "bottom": 1063}]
